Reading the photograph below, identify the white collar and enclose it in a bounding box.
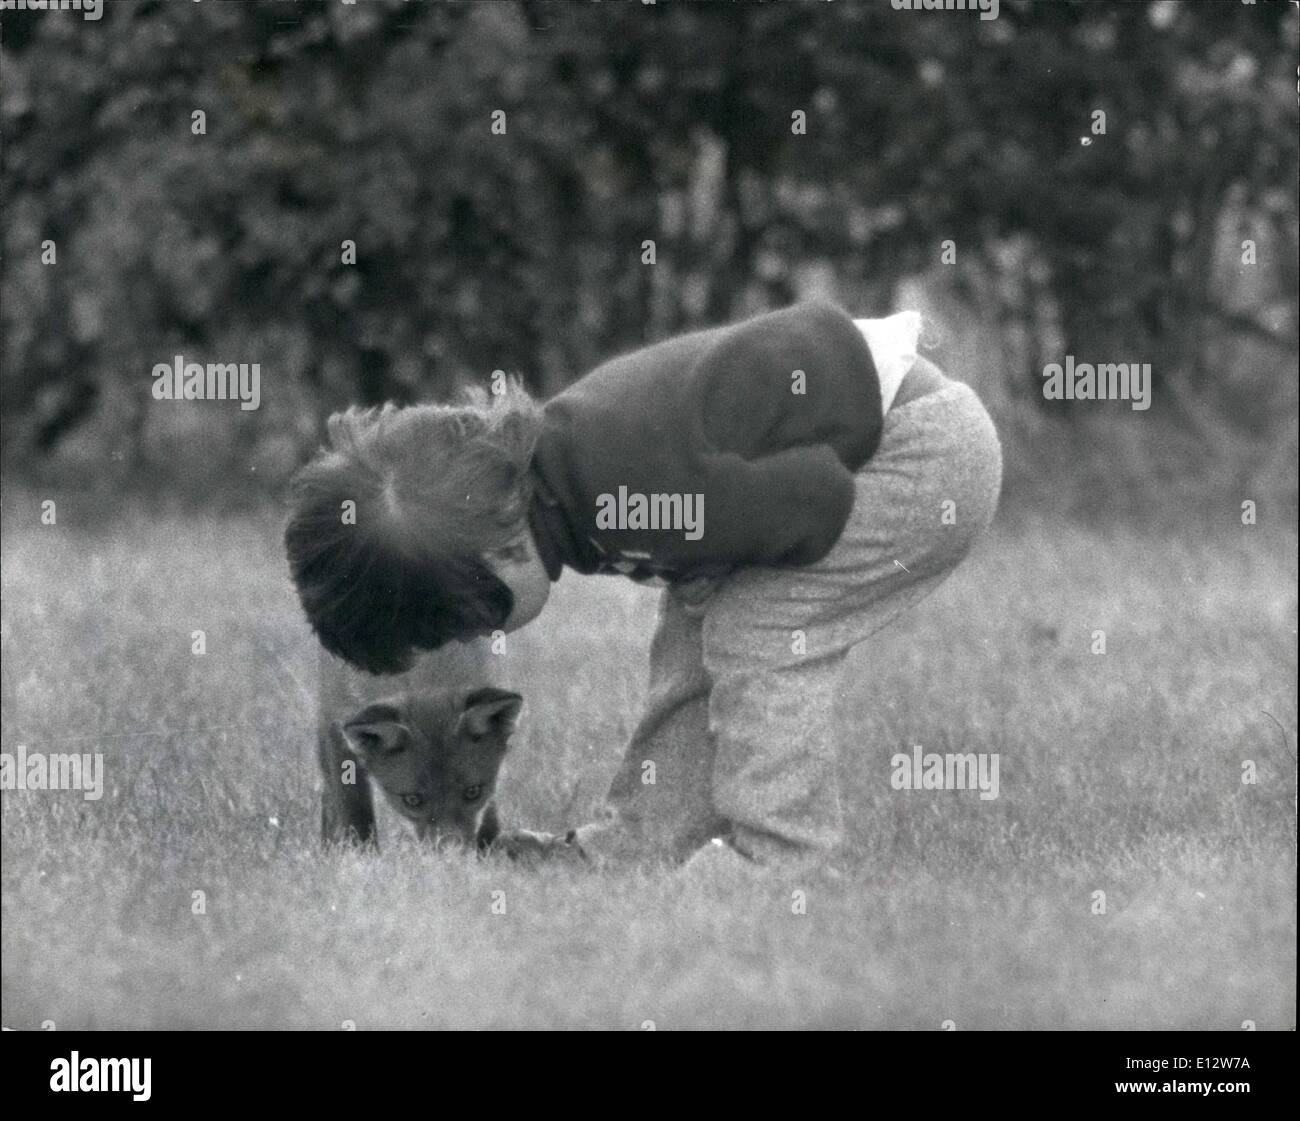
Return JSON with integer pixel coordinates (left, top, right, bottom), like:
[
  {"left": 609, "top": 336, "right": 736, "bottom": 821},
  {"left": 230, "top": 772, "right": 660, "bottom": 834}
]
[{"left": 854, "top": 311, "right": 922, "bottom": 414}]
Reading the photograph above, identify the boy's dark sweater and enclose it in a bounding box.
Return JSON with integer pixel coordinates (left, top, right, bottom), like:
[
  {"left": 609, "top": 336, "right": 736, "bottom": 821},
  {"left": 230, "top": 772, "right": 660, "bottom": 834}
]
[{"left": 528, "top": 301, "right": 884, "bottom": 584}]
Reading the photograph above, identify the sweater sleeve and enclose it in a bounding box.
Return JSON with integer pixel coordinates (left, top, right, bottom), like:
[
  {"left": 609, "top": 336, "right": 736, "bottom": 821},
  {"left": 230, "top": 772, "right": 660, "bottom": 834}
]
[
  {"left": 695, "top": 442, "right": 857, "bottom": 567},
  {"left": 696, "top": 301, "right": 884, "bottom": 472},
  {"left": 530, "top": 301, "right": 880, "bottom": 580}
]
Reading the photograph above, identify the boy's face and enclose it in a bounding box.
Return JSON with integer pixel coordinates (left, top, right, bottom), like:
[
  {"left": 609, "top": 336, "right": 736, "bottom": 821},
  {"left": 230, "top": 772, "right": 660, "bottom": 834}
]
[{"left": 484, "top": 531, "right": 551, "bottom": 634}]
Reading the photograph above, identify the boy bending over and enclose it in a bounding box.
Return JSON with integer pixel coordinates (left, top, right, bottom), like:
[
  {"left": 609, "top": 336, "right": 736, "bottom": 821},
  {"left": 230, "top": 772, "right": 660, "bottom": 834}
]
[{"left": 285, "top": 302, "right": 1002, "bottom": 871}]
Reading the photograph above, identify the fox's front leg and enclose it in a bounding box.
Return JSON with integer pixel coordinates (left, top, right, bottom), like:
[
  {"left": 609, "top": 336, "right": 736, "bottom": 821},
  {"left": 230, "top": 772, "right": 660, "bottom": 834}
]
[
  {"left": 319, "top": 722, "right": 378, "bottom": 846},
  {"left": 475, "top": 802, "right": 502, "bottom": 852}
]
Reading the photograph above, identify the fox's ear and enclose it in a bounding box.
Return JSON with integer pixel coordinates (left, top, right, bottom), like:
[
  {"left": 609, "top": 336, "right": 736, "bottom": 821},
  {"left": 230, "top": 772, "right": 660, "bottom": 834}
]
[
  {"left": 342, "top": 702, "right": 409, "bottom": 755},
  {"left": 457, "top": 687, "right": 523, "bottom": 741}
]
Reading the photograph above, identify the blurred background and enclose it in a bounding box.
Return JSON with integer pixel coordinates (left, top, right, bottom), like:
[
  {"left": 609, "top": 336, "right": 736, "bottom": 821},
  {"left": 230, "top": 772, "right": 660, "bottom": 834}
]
[{"left": 2, "top": 0, "right": 1296, "bottom": 522}]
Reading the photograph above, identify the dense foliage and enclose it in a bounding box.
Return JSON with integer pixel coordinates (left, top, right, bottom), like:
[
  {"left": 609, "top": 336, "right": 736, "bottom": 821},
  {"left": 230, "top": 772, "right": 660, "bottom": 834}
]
[{"left": 2, "top": 0, "right": 1296, "bottom": 507}]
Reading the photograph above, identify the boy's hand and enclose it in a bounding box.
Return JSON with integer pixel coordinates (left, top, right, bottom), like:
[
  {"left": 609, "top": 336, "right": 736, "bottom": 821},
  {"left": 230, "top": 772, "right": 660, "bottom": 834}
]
[
  {"left": 671, "top": 575, "right": 722, "bottom": 616},
  {"left": 491, "top": 828, "right": 588, "bottom": 865}
]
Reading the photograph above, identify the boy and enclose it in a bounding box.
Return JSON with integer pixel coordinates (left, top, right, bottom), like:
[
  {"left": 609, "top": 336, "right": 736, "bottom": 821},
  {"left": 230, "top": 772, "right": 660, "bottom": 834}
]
[{"left": 286, "top": 302, "right": 1002, "bottom": 871}]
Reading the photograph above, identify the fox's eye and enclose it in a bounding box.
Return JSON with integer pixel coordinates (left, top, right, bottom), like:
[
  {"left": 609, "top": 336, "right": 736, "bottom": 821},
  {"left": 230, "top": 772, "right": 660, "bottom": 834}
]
[
  {"left": 463, "top": 785, "right": 483, "bottom": 802},
  {"left": 401, "top": 794, "right": 424, "bottom": 809}
]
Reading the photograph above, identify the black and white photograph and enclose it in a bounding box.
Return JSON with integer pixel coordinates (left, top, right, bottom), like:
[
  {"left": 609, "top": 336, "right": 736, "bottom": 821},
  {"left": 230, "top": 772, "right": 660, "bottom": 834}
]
[{"left": 1, "top": 0, "right": 1296, "bottom": 1064}]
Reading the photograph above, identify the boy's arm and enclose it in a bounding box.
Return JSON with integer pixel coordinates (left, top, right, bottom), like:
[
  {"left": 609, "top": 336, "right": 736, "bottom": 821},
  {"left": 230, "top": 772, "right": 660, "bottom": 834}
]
[
  {"left": 490, "top": 827, "right": 587, "bottom": 864},
  {"left": 698, "top": 300, "right": 884, "bottom": 471},
  {"left": 697, "top": 440, "right": 857, "bottom": 569}
]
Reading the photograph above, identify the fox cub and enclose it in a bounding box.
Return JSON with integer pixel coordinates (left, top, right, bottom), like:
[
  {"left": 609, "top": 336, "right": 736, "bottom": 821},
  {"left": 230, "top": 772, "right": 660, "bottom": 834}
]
[
  {"left": 351, "top": 686, "right": 522, "bottom": 845},
  {"left": 316, "top": 646, "right": 559, "bottom": 858}
]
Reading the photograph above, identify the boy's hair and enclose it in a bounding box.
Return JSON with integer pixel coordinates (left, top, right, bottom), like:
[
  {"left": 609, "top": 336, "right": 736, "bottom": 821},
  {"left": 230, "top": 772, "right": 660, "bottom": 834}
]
[{"left": 285, "top": 382, "right": 544, "bottom": 674}]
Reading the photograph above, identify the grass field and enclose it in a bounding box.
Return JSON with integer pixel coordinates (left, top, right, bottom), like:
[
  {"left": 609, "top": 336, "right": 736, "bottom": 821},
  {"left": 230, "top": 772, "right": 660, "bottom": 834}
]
[{"left": 1, "top": 502, "right": 1295, "bottom": 1030}]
